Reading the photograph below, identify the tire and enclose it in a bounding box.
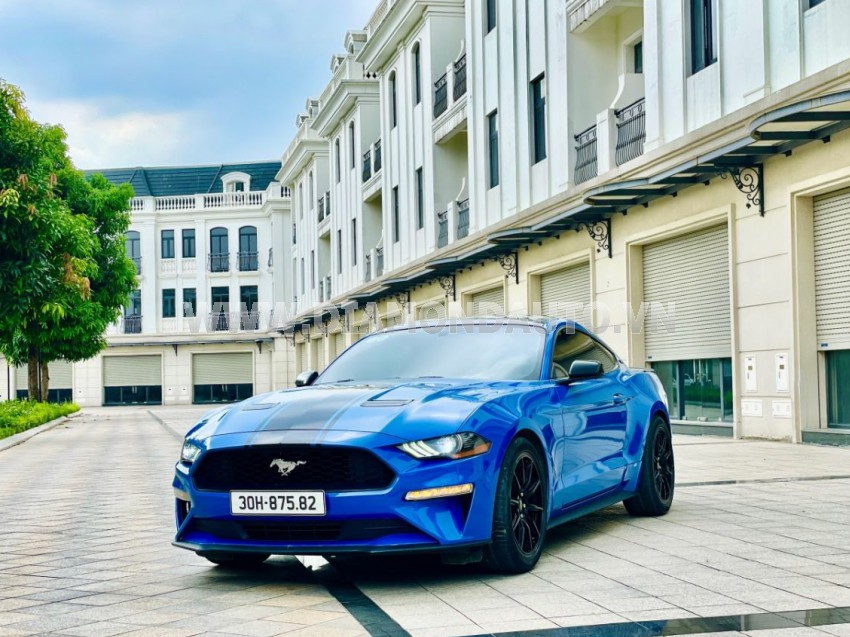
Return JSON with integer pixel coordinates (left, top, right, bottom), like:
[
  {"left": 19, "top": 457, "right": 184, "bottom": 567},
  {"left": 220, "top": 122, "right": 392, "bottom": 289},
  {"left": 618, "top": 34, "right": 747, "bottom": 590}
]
[
  {"left": 199, "top": 552, "right": 270, "bottom": 568},
  {"left": 484, "top": 437, "right": 548, "bottom": 574},
  {"left": 624, "top": 415, "right": 675, "bottom": 517}
]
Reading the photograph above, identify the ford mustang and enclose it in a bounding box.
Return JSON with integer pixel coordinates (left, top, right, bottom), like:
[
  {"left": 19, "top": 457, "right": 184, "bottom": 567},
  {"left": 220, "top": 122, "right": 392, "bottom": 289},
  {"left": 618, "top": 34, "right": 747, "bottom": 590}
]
[{"left": 173, "top": 318, "right": 674, "bottom": 573}]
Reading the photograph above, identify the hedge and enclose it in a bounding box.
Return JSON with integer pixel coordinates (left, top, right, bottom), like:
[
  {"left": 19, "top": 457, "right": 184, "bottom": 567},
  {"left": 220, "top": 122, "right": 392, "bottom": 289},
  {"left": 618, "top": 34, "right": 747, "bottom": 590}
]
[{"left": 0, "top": 401, "right": 79, "bottom": 441}]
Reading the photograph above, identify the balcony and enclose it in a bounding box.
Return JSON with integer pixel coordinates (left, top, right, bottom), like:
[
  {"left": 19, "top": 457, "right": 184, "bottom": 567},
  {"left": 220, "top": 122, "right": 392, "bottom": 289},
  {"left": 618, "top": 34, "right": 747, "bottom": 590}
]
[
  {"left": 453, "top": 54, "right": 467, "bottom": 101},
  {"left": 238, "top": 251, "right": 258, "bottom": 272},
  {"left": 131, "top": 256, "right": 142, "bottom": 275},
  {"left": 374, "top": 139, "right": 382, "bottom": 173},
  {"left": 362, "top": 149, "right": 372, "bottom": 182},
  {"left": 160, "top": 259, "right": 177, "bottom": 275},
  {"left": 437, "top": 210, "right": 448, "bottom": 248},
  {"left": 376, "top": 247, "right": 384, "bottom": 277},
  {"left": 434, "top": 73, "right": 448, "bottom": 118},
  {"left": 207, "top": 252, "right": 230, "bottom": 273},
  {"left": 318, "top": 196, "right": 326, "bottom": 222},
  {"left": 207, "top": 310, "right": 258, "bottom": 332},
  {"left": 456, "top": 199, "right": 470, "bottom": 240},
  {"left": 123, "top": 315, "right": 142, "bottom": 335},
  {"left": 208, "top": 311, "right": 230, "bottom": 332},
  {"left": 241, "top": 311, "right": 260, "bottom": 331},
  {"left": 615, "top": 98, "right": 646, "bottom": 166},
  {"left": 574, "top": 125, "right": 598, "bottom": 184},
  {"left": 317, "top": 191, "right": 331, "bottom": 222},
  {"left": 365, "top": 253, "right": 372, "bottom": 282},
  {"left": 128, "top": 185, "right": 290, "bottom": 215}
]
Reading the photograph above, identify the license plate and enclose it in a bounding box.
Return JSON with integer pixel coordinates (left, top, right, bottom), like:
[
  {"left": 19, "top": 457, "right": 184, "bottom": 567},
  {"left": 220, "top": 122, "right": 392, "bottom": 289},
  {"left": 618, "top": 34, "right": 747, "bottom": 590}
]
[{"left": 230, "top": 491, "right": 326, "bottom": 516}]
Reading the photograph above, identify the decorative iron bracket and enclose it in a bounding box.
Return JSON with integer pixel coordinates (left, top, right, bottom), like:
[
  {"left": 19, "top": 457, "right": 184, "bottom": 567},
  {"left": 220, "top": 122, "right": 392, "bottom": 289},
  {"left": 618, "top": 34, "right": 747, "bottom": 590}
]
[
  {"left": 495, "top": 252, "right": 519, "bottom": 284},
  {"left": 319, "top": 321, "right": 329, "bottom": 336},
  {"left": 575, "top": 219, "right": 612, "bottom": 258},
  {"left": 282, "top": 329, "right": 296, "bottom": 345},
  {"left": 719, "top": 164, "right": 764, "bottom": 215},
  {"left": 364, "top": 302, "right": 378, "bottom": 326},
  {"left": 439, "top": 274, "right": 456, "bottom": 301},
  {"left": 396, "top": 291, "right": 411, "bottom": 314}
]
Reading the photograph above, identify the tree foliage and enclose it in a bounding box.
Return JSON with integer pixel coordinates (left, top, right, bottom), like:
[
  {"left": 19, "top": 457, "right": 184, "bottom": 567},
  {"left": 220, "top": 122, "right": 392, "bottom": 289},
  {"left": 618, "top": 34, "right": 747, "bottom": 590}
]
[{"left": 0, "top": 79, "right": 136, "bottom": 399}]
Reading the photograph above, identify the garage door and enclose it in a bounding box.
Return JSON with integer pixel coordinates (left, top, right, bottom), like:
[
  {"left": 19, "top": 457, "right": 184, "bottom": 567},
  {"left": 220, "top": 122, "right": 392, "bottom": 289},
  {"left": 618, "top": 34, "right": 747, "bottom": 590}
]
[
  {"left": 814, "top": 187, "right": 850, "bottom": 347},
  {"left": 315, "top": 338, "right": 325, "bottom": 370},
  {"left": 469, "top": 286, "right": 504, "bottom": 316},
  {"left": 334, "top": 332, "right": 346, "bottom": 358},
  {"left": 103, "top": 355, "right": 162, "bottom": 405},
  {"left": 192, "top": 352, "right": 253, "bottom": 404},
  {"left": 643, "top": 225, "right": 731, "bottom": 361},
  {"left": 15, "top": 362, "right": 74, "bottom": 402},
  {"left": 296, "top": 342, "right": 306, "bottom": 373},
  {"left": 540, "top": 262, "right": 591, "bottom": 321}
]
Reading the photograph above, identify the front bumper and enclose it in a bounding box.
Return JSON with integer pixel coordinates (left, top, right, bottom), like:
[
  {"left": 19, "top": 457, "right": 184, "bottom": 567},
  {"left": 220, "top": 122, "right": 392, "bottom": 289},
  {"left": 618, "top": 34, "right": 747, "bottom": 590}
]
[{"left": 172, "top": 431, "right": 498, "bottom": 555}]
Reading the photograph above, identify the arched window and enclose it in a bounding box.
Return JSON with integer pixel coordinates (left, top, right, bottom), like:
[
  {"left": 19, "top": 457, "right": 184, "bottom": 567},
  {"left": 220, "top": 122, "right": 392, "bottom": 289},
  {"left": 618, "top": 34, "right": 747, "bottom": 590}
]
[
  {"left": 125, "top": 231, "right": 141, "bottom": 273},
  {"left": 389, "top": 71, "right": 398, "bottom": 128},
  {"left": 308, "top": 172, "right": 314, "bottom": 207},
  {"left": 349, "top": 121, "right": 356, "bottom": 169},
  {"left": 209, "top": 227, "right": 229, "bottom": 272},
  {"left": 412, "top": 43, "right": 421, "bottom": 105},
  {"left": 238, "top": 226, "right": 258, "bottom": 271}
]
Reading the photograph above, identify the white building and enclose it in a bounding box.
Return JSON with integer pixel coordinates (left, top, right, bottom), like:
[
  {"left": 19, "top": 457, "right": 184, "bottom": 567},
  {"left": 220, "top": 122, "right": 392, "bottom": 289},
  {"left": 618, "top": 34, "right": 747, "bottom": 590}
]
[
  {"left": 280, "top": 0, "right": 850, "bottom": 445},
  {"left": 2, "top": 162, "right": 296, "bottom": 406}
]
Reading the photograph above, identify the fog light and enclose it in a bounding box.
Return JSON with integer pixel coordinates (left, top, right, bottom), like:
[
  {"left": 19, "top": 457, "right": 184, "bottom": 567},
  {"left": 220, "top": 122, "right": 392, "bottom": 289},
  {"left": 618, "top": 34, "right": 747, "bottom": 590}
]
[{"left": 405, "top": 483, "right": 474, "bottom": 501}]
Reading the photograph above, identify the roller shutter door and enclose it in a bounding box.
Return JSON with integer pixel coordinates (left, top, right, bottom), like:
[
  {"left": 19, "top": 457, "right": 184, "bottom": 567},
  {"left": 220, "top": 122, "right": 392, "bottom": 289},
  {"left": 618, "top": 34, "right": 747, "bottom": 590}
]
[
  {"left": 643, "top": 225, "right": 731, "bottom": 362},
  {"left": 104, "top": 356, "right": 162, "bottom": 386},
  {"left": 297, "top": 342, "right": 306, "bottom": 373},
  {"left": 814, "top": 188, "right": 850, "bottom": 346},
  {"left": 15, "top": 366, "right": 27, "bottom": 391},
  {"left": 192, "top": 353, "right": 253, "bottom": 384},
  {"left": 334, "top": 332, "right": 345, "bottom": 358},
  {"left": 470, "top": 286, "right": 504, "bottom": 315},
  {"left": 15, "top": 361, "right": 73, "bottom": 390},
  {"left": 540, "top": 263, "right": 591, "bottom": 320},
  {"left": 316, "top": 338, "right": 325, "bottom": 370}
]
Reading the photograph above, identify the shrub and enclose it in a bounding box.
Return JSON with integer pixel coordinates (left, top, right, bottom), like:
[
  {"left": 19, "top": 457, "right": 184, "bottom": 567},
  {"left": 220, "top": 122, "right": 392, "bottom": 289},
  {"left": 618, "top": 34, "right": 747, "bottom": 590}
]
[{"left": 0, "top": 401, "right": 79, "bottom": 440}]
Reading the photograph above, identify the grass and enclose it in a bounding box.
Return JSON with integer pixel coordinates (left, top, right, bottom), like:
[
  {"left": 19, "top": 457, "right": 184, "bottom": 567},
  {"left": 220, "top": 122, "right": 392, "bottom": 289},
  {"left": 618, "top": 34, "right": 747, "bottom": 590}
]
[{"left": 0, "top": 400, "right": 79, "bottom": 441}]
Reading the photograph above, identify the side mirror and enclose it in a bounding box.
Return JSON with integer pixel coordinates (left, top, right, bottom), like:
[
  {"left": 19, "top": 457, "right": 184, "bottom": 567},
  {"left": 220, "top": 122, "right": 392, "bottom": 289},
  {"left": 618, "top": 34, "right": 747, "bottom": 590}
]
[
  {"left": 565, "top": 360, "right": 604, "bottom": 382},
  {"left": 295, "top": 370, "right": 319, "bottom": 387}
]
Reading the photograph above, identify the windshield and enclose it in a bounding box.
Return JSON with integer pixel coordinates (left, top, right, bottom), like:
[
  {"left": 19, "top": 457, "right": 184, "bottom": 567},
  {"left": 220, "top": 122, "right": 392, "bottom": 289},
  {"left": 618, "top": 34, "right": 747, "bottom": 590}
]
[{"left": 317, "top": 324, "right": 546, "bottom": 383}]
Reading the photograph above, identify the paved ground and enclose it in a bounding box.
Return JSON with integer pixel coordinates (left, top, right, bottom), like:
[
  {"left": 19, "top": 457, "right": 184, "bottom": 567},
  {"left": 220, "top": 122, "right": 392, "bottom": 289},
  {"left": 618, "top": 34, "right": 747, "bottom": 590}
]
[{"left": 1, "top": 406, "right": 850, "bottom": 637}]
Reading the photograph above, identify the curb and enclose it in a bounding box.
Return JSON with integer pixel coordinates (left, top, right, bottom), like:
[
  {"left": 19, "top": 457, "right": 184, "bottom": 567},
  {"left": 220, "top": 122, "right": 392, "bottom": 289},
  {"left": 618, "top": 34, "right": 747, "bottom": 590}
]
[{"left": 0, "top": 411, "right": 81, "bottom": 453}]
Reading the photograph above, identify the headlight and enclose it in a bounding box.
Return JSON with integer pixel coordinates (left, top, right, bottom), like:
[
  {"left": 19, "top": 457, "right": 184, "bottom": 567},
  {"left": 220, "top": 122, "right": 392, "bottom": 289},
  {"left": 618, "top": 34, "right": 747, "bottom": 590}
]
[
  {"left": 180, "top": 440, "right": 203, "bottom": 464},
  {"left": 398, "top": 433, "right": 491, "bottom": 460}
]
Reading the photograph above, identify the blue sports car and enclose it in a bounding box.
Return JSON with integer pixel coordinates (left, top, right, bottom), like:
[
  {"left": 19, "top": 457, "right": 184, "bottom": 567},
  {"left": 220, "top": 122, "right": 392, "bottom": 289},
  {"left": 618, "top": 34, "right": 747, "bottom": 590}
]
[{"left": 173, "top": 318, "right": 674, "bottom": 573}]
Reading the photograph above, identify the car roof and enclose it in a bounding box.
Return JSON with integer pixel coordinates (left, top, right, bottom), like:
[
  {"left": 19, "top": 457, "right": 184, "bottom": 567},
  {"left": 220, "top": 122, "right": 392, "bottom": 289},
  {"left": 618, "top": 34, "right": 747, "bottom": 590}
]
[{"left": 378, "top": 316, "right": 579, "bottom": 334}]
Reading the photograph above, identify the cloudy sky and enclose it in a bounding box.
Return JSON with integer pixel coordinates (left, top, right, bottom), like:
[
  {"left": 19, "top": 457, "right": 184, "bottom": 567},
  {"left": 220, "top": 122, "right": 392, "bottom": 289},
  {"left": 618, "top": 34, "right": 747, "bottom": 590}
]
[{"left": 0, "top": 0, "right": 376, "bottom": 169}]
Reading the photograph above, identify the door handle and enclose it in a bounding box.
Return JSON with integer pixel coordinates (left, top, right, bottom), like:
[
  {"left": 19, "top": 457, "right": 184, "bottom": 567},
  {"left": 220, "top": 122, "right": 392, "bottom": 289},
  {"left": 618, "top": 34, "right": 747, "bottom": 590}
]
[{"left": 613, "top": 393, "right": 628, "bottom": 405}]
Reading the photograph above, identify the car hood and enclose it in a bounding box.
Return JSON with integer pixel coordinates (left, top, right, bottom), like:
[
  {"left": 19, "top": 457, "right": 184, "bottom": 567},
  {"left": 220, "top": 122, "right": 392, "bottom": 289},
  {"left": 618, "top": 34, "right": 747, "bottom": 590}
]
[{"left": 191, "top": 380, "right": 524, "bottom": 443}]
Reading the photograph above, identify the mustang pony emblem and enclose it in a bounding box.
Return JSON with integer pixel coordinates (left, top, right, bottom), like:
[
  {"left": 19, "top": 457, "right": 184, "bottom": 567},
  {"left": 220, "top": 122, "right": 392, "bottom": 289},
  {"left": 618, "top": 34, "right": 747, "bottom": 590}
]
[{"left": 270, "top": 459, "right": 306, "bottom": 477}]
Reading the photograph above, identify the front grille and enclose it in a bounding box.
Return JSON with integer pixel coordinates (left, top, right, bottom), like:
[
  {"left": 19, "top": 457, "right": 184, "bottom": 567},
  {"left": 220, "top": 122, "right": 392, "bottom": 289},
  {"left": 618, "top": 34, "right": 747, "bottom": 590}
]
[
  {"left": 192, "top": 445, "right": 395, "bottom": 492},
  {"left": 190, "top": 518, "right": 419, "bottom": 543}
]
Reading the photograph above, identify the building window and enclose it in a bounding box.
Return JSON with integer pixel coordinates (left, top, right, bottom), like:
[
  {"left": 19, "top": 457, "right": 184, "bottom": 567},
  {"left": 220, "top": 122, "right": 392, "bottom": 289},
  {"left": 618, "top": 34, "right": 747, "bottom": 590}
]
[
  {"left": 240, "top": 285, "right": 258, "bottom": 329},
  {"left": 827, "top": 351, "right": 850, "bottom": 428},
  {"left": 335, "top": 139, "right": 341, "bottom": 182},
  {"left": 633, "top": 41, "right": 644, "bottom": 74},
  {"left": 531, "top": 74, "right": 546, "bottom": 164},
  {"left": 162, "top": 288, "right": 176, "bottom": 318},
  {"left": 161, "top": 230, "right": 175, "bottom": 259},
  {"left": 124, "top": 289, "right": 141, "bottom": 325},
  {"left": 807, "top": 0, "right": 827, "bottom": 8},
  {"left": 182, "top": 288, "right": 196, "bottom": 317},
  {"left": 182, "top": 229, "right": 195, "bottom": 258},
  {"left": 210, "top": 286, "right": 229, "bottom": 331},
  {"left": 488, "top": 110, "right": 500, "bottom": 188},
  {"left": 415, "top": 168, "right": 424, "bottom": 230},
  {"left": 209, "top": 227, "right": 229, "bottom": 272},
  {"left": 652, "top": 358, "right": 733, "bottom": 423},
  {"left": 486, "top": 0, "right": 497, "bottom": 33},
  {"left": 337, "top": 229, "right": 343, "bottom": 274},
  {"left": 389, "top": 71, "right": 398, "bottom": 129},
  {"left": 352, "top": 218, "right": 357, "bottom": 265},
  {"left": 349, "top": 121, "right": 356, "bottom": 170},
  {"left": 690, "top": 0, "right": 716, "bottom": 74},
  {"left": 238, "top": 226, "right": 258, "bottom": 271},
  {"left": 125, "top": 231, "right": 141, "bottom": 274},
  {"left": 412, "top": 43, "right": 422, "bottom": 105},
  {"left": 392, "top": 186, "right": 400, "bottom": 243}
]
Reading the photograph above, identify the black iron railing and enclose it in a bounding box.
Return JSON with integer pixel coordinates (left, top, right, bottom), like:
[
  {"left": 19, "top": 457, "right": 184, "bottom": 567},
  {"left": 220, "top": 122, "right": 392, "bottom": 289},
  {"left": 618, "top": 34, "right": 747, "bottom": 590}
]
[
  {"left": 362, "top": 149, "right": 372, "bottom": 182},
  {"left": 574, "top": 125, "right": 598, "bottom": 184},
  {"left": 615, "top": 98, "right": 646, "bottom": 166},
  {"left": 374, "top": 139, "right": 382, "bottom": 173},
  {"left": 268, "top": 248, "right": 273, "bottom": 268},
  {"left": 434, "top": 74, "right": 448, "bottom": 118},
  {"left": 241, "top": 311, "right": 259, "bottom": 331},
  {"left": 437, "top": 210, "right": 448, "bottom": 248},
  {"left": 457, "top": 199, "right": 470, "bottom": 239},
  {"left": 292, "top": 223, "right": 297, "bottom": 244},
  {"left": 453, "top": 54, "right": 467, "bottom": 100},
  {"left": 365, "top": 253, "right": 372, "bottom": 282},
  {"left": 376, "top": 247, "right": 384, "bottom": 277},
  {"left": 325, "top": 191, "right": 331, "bottom": 216},
  {"left": 208, "top": 311, "right": 230, "bottom": 332},
  {"left": 208, "top": 253, "right": 230, "bottom": 273},
  {"left": 123, "top": 315, "right": 142, "bottom": 334},
  {"left": 131, "top": 256, "right": 142, "bottom": 274},
  {"left": 318, "top": 196, "right": 325, "bottom": 222},
  {"left": 238, "top": 251, "right": 258, "bottom": 272}
]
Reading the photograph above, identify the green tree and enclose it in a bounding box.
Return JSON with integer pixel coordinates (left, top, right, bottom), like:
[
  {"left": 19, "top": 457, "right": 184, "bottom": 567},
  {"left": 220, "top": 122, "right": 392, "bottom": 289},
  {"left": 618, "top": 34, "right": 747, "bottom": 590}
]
[{"left": 0, "top": 79, "right": 136, "bottom": 400}]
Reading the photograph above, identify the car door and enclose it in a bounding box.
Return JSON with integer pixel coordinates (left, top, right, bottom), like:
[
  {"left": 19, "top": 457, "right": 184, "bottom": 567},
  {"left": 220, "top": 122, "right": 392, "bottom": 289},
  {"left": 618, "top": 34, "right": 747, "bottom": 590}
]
[{"left": 550, "top": 329, "right": 631, "bottom": 510}]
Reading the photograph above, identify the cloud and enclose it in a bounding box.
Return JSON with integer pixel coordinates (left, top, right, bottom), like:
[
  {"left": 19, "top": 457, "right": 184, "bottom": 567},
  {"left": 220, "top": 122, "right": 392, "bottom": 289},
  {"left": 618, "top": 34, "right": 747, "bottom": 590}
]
[{"left": 27, "top": 99, "right": 200, "bottom": 169}]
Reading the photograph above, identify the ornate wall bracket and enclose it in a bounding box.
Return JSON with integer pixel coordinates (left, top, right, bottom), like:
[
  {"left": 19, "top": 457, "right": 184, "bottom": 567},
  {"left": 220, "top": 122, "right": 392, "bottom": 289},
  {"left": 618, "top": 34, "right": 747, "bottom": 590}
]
[
  {"left": 396, "top": 291, "right": 411, "bottom": 314},
  {"left": 319, "top": 321, "right": 329, "bottom": 336},
  {"left": 495, "top": 252, "right": 519, "bottom": 284},
  {"left": 439, "top": 274, "right": 456, "bottom": 301},
  {"left": 719, "top": 164, "right": 764, "bottom": 215},
  {"left": 575, "top": 219, "right": 612, "bottom": 258}
]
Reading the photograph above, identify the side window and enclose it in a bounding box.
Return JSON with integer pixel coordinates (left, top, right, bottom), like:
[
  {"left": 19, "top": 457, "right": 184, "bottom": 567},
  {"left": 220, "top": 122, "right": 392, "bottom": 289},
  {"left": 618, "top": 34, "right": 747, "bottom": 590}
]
[{"left": 551, "top": 330, "right": 617, "bottom": 378}]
